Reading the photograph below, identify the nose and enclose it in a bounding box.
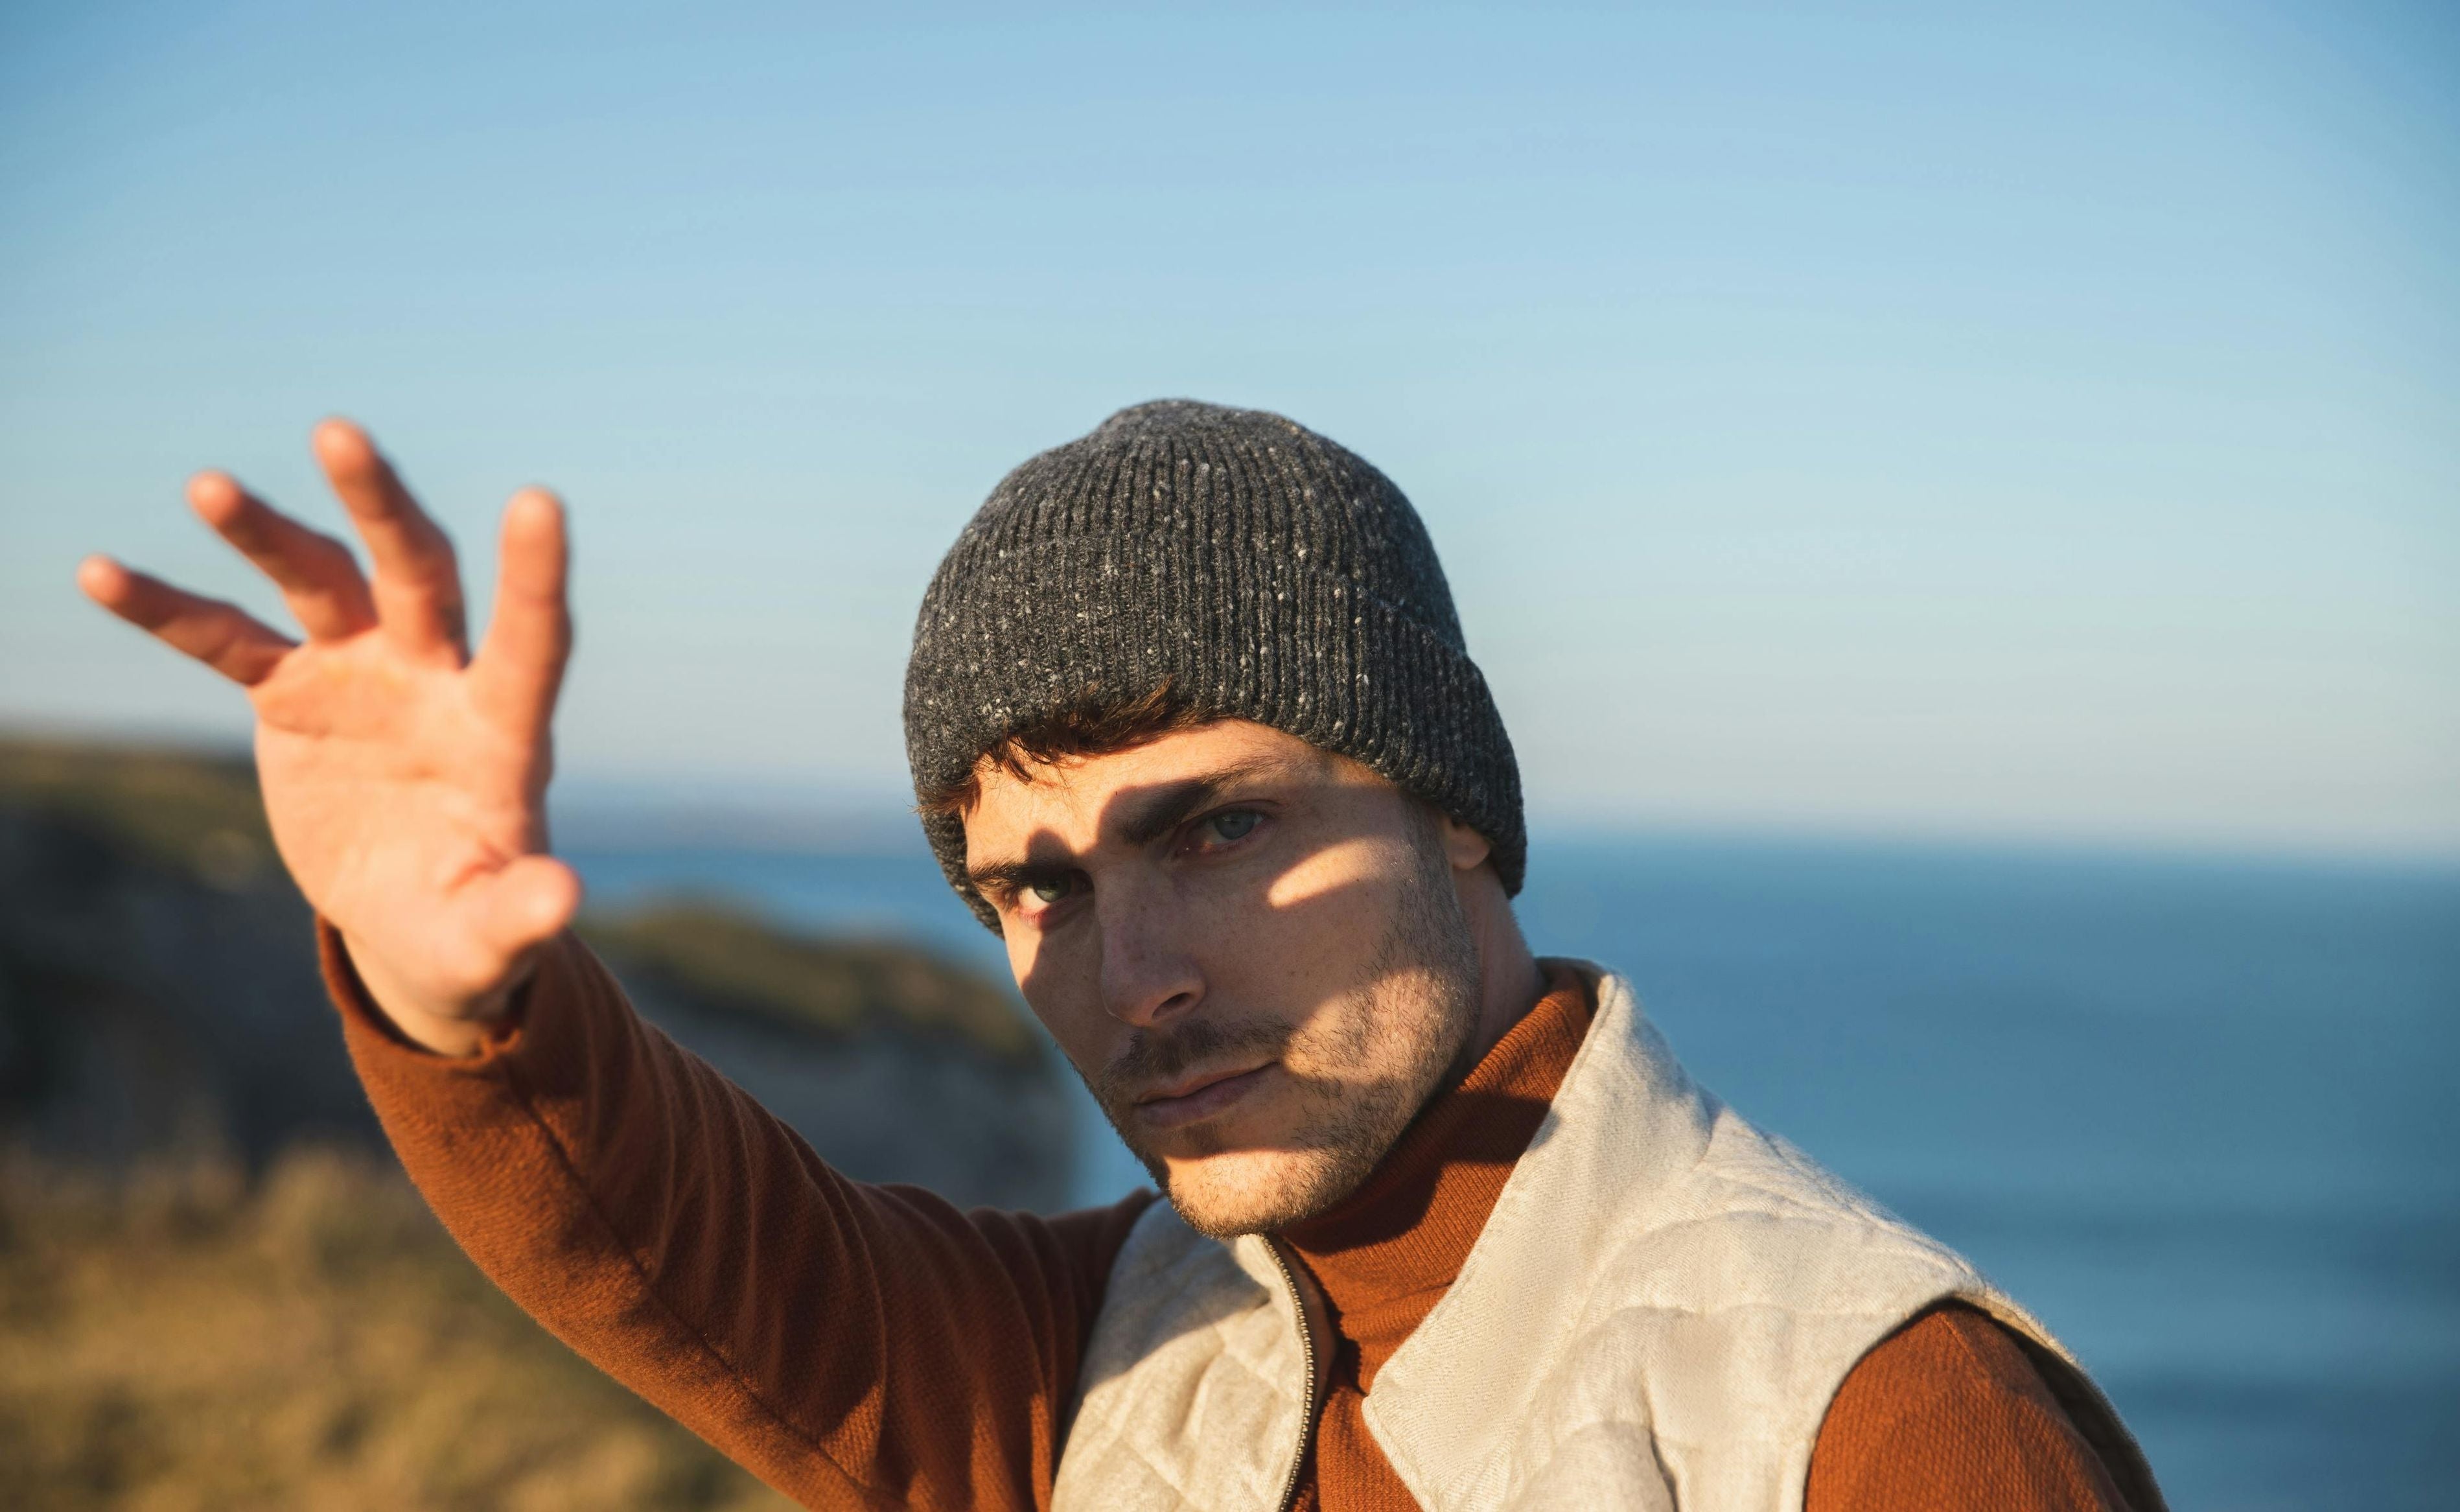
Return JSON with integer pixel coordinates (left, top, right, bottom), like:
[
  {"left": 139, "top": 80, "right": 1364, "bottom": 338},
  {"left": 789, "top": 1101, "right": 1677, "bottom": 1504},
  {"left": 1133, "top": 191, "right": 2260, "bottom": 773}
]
[{"left": 1095, "top": 881, "right": 1204, "bottom": 1030}]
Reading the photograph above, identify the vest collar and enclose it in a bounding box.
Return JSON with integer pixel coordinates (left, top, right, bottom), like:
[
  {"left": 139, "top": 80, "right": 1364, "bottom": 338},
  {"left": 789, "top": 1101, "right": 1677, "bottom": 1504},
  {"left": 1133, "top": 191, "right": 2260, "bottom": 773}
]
[{"left": 1363, "top": 960, "right": 1716, "bottom": 1503}]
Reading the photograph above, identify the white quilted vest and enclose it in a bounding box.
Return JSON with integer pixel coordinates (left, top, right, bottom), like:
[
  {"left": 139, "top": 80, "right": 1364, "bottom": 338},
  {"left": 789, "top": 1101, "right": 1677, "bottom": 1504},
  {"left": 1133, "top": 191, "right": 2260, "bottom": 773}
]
[{"left": 1051, "top": 960, "right": 2163, "bottom": 1511}]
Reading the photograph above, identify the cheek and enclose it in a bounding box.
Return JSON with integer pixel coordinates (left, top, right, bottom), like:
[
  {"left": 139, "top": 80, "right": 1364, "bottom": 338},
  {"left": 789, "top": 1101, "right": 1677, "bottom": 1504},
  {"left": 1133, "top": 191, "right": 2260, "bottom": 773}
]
[
  {"left": 1008, "top": 924, "right": 1113, "bottom": 1079},
  {"left": 1218, "top": 833, "right": 1415, "bottom": 1004},
  {"left": 1260, "top": 830, "right": 1413, "bottom": 920}
]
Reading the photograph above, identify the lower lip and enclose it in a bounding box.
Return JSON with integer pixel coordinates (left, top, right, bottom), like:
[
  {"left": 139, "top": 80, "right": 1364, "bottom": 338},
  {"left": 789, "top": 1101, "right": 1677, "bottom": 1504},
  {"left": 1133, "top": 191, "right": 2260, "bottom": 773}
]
[{"left": 1134, "top": 1065, "right": 1273, "bottom": 1130}]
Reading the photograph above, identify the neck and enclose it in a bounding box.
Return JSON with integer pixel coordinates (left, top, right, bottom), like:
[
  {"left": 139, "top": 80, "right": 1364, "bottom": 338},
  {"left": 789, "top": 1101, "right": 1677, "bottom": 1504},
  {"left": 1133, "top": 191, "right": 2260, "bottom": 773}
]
[{"left": 1446, "top": 865, "right": 1545, "bottom": 1086}]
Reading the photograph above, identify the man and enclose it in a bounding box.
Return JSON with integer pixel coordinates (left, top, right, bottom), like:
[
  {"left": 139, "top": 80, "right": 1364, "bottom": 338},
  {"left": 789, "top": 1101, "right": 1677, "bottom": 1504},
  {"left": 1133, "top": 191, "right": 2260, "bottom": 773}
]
[{"left": 81, "top": 400, "right": 2164, "bottom": 1510}]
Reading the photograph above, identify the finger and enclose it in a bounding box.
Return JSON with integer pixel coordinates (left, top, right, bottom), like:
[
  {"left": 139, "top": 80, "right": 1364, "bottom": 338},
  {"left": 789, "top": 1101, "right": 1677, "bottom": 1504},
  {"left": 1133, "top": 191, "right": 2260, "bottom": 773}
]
[
  {"left": 188, "top": 470, "right": 378, "bottom": 640},
  {"left": 78, "top": 555, "right": 296, "bottom": 686},
  {"left": 470, "top": 488, "right": 572, "bottom": 732},
  {"left": 464, "top": 854, "right": 583, "bottom": 961},
  {"left": 313, "top": 418, "right": 468, "bottom": 660}
]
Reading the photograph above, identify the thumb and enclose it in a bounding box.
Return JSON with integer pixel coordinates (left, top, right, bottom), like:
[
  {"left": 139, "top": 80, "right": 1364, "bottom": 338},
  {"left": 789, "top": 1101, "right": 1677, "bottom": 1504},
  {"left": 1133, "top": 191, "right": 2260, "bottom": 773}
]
[{"left": 470, "top": 854, "right": 584, "bottom": 959}]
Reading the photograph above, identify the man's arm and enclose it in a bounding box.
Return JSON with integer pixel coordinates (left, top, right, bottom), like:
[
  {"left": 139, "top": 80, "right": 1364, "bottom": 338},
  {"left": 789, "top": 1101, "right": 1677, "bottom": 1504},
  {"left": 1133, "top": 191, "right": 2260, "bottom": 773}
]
[
  {"left": 1807, "top": 1304, "right": 2135, "bottom": 1512},
  {"left": 327, "top": 920, "right": 1152, "bottom": 1511},
  {"left": 81, "top": 421, "right": 1149, "bottom": 1509}
]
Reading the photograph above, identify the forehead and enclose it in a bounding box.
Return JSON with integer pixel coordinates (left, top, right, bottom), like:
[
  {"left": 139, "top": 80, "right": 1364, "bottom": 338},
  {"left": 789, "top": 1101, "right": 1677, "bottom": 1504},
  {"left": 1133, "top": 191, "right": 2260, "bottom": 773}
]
[{"left": 962, "top": 719, "right": 1354, "bottom": 853}]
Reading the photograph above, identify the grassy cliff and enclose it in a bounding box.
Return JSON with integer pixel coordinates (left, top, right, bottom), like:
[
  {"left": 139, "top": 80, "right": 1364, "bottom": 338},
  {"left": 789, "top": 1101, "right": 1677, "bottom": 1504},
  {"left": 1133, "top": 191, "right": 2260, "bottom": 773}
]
[
  {"left": 582, "top": 900, "right": 1038, "bottom": 1064},
  {"left": 0, "top": 736, "right": 1036, "bottom": 1067},
  {"left": 0, "top": 734, "right": 1069, "bottom": 1508},
  {"left": 0, "top": 1148, "right": 793, "bottom": 1511}
]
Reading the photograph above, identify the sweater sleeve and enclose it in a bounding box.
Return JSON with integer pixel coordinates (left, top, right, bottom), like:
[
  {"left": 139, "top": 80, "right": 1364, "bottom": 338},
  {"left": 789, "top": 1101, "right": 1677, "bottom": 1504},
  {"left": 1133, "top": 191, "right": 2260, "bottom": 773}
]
[
  {"left": 1807, "top": 1304, "right": 2133, "bottom": 1512},
  {"left": 319, "top": 922, "right": 1154, "bottom": 1512}
]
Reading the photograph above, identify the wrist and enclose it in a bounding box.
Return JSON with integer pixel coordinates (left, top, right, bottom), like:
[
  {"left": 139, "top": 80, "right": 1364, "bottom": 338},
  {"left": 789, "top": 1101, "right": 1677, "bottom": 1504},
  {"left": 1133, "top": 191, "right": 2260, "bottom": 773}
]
[{"left": 342, "top": 931, "right": 529, "bottom": 1058}]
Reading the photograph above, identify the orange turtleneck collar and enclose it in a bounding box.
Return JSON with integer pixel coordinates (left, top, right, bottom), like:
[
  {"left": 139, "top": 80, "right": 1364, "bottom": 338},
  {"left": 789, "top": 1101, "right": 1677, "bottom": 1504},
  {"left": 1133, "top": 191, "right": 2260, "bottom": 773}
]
[{"left": 1277, "top": 960, "right": 1596, "bottom": 1511}]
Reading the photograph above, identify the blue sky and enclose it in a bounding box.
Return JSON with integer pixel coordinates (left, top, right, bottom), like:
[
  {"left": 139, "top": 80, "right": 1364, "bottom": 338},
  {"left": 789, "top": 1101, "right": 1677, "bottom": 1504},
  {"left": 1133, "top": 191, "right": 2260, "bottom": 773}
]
[{"left": 5, "top": 1, "right": 2454, "bottom": 855}]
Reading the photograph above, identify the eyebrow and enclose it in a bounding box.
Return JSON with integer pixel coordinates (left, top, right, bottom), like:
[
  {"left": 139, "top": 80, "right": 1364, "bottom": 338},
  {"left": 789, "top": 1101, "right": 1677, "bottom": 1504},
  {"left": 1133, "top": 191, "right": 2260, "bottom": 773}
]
[
  {"left": 962, "top": 757, "right": 1291, "bottom": 895},
  {"left": 1110, "top": 759, "right": 1286, "bottom": 846},
  {"left": 965, "top": 856, "right": 1065, "bottom": 899}
]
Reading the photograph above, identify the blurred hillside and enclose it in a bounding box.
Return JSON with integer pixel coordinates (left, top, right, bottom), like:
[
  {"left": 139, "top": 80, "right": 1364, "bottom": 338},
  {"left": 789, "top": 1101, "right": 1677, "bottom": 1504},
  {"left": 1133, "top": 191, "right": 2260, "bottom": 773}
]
[
  {"left": 0, "top": 1148, "right": 796, "bottom": 1511},
  {"left": 0, "top": 735, "right": 1071, "bottom": 1200},
  {"left": 0, "top": 734, "right": 1074, "bottom": 1508}
]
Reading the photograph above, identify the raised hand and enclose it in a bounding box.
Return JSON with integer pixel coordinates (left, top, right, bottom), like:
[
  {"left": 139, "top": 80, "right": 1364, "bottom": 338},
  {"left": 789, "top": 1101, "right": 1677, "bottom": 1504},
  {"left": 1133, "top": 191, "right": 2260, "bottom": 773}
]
[{"left": 78, "top": 421, "right": 580, "bottom": 1054}]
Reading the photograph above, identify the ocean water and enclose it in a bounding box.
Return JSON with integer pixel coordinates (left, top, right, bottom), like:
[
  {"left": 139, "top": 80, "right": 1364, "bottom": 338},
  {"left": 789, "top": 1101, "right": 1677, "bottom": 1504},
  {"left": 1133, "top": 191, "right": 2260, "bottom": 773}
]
[{"left": 564, "top": 835, "right": 2460, "bottom": 1512}]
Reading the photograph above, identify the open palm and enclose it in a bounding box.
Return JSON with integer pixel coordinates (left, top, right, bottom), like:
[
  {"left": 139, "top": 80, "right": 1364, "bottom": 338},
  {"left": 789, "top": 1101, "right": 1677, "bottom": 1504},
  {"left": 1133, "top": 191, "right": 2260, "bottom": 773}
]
[{"left": 79, "top": 421, "right": 579, "bottom": 1052}]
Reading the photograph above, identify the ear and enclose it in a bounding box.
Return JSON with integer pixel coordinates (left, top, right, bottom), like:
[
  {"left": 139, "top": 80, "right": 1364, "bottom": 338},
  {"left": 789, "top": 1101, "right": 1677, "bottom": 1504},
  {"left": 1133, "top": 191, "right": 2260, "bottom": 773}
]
[{"left": 1436, "top": 812, "right": 1492, "bottom": 874}]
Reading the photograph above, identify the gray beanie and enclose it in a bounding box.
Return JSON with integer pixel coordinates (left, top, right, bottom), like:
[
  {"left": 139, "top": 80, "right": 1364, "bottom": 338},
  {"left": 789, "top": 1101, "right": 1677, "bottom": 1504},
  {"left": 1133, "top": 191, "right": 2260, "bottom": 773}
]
[{"left": 903, "top": 399, "right": 1524, "bottom": 929}]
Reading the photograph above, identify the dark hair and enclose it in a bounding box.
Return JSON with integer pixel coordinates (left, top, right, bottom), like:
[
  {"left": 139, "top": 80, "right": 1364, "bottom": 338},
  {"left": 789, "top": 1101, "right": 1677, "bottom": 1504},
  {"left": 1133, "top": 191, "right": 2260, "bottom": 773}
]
[{"left": 914, "top": 679, "right": 1209, "bottom": 818}]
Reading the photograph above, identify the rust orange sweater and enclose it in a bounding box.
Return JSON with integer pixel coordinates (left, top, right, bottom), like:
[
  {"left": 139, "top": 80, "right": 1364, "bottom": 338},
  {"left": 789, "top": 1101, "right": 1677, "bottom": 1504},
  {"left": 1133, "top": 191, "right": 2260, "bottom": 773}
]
[{"left": 324, "top": 929, "right": 2128, "bottom": 1511}]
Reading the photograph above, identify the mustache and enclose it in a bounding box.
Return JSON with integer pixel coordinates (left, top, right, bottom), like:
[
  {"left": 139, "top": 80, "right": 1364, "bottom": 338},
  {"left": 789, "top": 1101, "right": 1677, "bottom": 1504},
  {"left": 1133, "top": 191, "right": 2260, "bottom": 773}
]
[{"left": 1097, "top": 1014, "right": 1297, "bottom": 1104}]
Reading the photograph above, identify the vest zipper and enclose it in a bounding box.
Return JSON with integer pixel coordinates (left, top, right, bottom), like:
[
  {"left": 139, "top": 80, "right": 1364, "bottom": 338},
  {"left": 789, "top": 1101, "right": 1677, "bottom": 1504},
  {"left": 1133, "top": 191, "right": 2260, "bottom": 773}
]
[{"left": 1265, "top": 1238, "right": 1322, "bottom": 1512}]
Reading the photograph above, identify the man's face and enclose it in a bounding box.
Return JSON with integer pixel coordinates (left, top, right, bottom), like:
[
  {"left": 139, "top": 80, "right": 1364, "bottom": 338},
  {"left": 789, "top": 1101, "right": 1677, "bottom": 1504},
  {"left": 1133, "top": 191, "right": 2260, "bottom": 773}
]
[{"left": 962, "top": 720, "right": 1485, "bottom": 1237}]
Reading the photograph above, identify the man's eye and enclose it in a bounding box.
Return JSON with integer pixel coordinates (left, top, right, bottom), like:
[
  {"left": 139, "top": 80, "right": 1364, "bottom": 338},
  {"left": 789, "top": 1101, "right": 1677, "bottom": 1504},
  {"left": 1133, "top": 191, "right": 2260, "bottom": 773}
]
[
  {"left": 1203, "top": 809, "right": 1262, "bottom": 844},
  {"left": 1028, "top": 877, "right": 1073, "bottom": 903}
]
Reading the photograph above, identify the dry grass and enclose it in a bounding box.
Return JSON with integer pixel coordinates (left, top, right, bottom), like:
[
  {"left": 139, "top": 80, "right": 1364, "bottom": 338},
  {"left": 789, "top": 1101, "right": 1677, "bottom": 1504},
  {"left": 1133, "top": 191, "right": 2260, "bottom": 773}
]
[{"left": 0, "top": 1146, "right": 796, "bottom": 1512}]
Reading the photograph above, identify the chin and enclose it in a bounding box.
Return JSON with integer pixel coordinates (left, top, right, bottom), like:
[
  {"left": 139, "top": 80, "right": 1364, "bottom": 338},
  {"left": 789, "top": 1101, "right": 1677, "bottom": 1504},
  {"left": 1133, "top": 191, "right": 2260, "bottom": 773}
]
[{"left": 1155, "top": 1143, "right": 1371, "bottom": 1239}]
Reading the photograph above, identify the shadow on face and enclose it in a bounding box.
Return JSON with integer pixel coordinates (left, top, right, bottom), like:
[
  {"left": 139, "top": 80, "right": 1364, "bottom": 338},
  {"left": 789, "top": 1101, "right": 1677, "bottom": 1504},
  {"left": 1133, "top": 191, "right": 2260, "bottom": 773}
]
[{"left": 959, "top": 721, "right": 1486, "bottom": 1235}]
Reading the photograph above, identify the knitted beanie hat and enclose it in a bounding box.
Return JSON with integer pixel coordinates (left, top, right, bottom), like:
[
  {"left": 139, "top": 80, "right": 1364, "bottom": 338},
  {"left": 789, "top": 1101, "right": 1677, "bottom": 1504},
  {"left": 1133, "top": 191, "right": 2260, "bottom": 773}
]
[{"left": 903, "top": 399, "right": 1524, "bottom": 929}]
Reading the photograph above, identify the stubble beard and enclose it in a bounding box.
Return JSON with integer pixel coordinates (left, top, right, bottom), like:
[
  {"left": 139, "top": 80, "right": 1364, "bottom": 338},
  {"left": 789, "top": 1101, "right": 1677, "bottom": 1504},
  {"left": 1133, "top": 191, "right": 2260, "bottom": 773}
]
[{"left": 1088, "top": 833, "right": 1484, "bottom": 1239}]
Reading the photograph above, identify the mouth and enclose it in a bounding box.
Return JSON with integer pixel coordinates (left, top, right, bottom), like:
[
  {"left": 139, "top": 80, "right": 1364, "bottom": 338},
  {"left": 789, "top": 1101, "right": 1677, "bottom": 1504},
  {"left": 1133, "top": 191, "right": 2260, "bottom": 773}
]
[{"left": 1131, "top": 1063, "right": 1275, "bottom": 1130}]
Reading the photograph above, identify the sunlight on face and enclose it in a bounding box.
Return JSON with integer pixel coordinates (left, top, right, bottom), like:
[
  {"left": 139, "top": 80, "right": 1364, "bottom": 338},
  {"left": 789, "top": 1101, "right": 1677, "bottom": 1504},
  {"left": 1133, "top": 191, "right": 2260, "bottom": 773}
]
[{"left": 960, "top": 721, "right": 1483, "bottom": 1237}]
